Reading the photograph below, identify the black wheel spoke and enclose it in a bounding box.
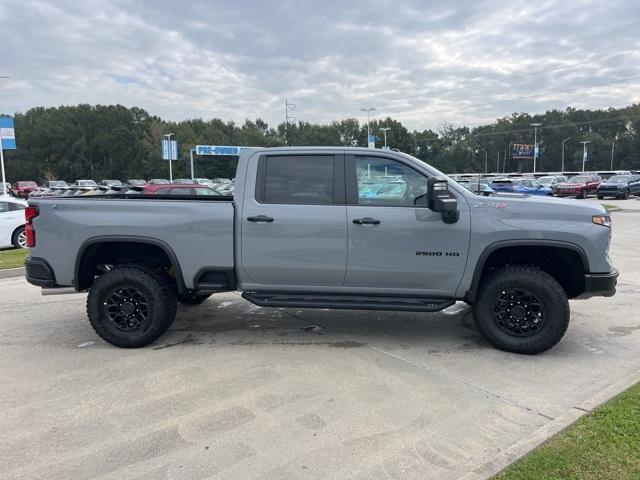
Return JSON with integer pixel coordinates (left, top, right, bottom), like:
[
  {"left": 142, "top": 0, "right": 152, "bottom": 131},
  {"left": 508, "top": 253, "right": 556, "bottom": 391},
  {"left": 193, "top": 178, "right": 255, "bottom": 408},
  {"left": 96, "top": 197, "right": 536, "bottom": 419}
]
[
  {"left": 103, "top": 285, "right": 150, "bottom": 333},
  {"left": 492, "top": 287, "right": 545, "bottom": 337}
]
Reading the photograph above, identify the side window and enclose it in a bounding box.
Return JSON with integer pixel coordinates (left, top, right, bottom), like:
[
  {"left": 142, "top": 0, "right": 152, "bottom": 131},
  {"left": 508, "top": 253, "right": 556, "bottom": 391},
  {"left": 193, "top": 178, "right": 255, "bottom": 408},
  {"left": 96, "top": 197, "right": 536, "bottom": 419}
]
[
  {"left": 262, "top": 155, "right": 334, "bottom": 205},
  {"left": 0, "top": 202, "right": 9, "bottom": 213},
  {"left": 355, "top": 156, "right": 428, "bottom": 207},
  {"left": 9, "top": 202, "right": 26, "bottom": 211}
]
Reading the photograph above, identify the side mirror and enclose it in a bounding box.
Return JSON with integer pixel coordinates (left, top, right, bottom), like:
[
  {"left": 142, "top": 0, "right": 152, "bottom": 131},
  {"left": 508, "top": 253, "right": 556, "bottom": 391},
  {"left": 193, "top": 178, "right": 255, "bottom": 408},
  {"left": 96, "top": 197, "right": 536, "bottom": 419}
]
[{"left": 427, "top": 177, "right": 459, "bottom": 224}]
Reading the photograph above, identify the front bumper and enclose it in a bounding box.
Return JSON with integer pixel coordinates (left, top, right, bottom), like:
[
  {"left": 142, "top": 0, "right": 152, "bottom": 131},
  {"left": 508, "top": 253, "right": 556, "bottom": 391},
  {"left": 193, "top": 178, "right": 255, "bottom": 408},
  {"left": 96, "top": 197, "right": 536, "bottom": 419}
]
[{"left": 576, "top": 268, "right": 618, "bottom": 299}]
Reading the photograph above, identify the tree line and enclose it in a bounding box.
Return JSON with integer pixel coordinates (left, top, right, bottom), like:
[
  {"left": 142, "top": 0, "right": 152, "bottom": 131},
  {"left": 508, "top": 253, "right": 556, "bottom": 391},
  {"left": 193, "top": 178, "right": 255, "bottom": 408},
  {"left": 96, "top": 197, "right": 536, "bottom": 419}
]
[{"left": 3, "top": 103, "right": 640, "bottom": 183}]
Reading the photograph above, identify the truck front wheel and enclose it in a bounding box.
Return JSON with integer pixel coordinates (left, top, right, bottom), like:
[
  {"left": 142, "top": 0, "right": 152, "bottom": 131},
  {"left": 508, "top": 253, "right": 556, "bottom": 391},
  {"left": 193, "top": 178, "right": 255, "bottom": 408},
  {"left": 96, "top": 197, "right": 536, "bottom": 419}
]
[
  {"left": 473, "top": 265, "right": 570, "bottom": 354},
  {"left": 86, "top": 265, "right": 178, "bottom": 348}
]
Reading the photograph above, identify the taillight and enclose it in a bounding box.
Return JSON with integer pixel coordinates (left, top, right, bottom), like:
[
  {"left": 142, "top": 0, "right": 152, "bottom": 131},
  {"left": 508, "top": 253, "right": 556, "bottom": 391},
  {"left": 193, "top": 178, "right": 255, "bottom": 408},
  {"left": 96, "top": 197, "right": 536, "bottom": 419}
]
[{"left": 25, "top": 206, "right": 39, "bottom": 248}]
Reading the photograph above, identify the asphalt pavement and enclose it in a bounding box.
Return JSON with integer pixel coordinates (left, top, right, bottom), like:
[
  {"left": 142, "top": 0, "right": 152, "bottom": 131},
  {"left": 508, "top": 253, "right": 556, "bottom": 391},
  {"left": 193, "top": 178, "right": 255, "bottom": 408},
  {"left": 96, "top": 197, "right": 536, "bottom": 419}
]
[{"left": 1, "top": 198, "right": 639, "bottom": 480}]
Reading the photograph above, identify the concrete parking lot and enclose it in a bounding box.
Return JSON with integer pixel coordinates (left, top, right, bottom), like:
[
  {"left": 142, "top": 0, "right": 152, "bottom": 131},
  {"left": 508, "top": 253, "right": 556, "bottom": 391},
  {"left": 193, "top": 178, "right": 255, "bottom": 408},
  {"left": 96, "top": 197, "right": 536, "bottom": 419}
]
[{"left": 1, "top": 198, "right": 639, "bottom": 480}]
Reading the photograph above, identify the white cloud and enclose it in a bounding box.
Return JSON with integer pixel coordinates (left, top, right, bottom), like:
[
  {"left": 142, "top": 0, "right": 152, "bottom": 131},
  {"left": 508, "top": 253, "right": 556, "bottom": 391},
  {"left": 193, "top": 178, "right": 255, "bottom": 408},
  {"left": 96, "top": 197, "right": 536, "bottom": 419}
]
[{"left": 1, "top": 0, "right": 639, "bottom": 130}]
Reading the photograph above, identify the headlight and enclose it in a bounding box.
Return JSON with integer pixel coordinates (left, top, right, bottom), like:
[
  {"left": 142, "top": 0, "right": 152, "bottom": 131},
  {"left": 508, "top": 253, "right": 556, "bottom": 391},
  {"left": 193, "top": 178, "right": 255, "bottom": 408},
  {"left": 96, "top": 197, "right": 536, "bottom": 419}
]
[{"left": 592, "top": 214, "right": 612, "bottom": 228}]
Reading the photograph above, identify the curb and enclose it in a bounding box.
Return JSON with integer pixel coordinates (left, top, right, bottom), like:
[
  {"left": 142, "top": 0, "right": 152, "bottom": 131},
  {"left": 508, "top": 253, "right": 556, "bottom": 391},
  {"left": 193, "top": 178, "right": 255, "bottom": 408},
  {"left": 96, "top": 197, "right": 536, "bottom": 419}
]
[
  {"left": 0, "top": 267, "right": 25, "bottom": 279},
  {"left": 461, "top": 369, "right": 640, "bottom": 479}
]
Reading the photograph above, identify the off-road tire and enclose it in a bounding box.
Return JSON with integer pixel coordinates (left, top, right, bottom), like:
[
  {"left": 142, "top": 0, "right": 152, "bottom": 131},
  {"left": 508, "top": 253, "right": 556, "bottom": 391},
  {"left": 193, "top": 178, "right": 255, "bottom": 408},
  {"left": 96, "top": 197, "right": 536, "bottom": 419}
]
[
  {"left": 177, "top": 293, "right": 212, "bottom": 305},
  {"left": 86, "top": 265, "right": 177, "bottom": 348},
  {"left": 473, "top": 265, "right": 570, "bottom": 354}
]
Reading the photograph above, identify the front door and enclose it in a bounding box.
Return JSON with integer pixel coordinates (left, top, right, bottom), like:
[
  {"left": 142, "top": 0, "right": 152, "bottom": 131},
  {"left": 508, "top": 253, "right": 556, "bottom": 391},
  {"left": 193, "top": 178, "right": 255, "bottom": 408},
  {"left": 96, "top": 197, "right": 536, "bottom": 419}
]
[
  {"left": 344, "top": 155, "right": 470, "bottom": 297},
  {"left": 240, "top": 153, "right": 348, "bottom": 289}
]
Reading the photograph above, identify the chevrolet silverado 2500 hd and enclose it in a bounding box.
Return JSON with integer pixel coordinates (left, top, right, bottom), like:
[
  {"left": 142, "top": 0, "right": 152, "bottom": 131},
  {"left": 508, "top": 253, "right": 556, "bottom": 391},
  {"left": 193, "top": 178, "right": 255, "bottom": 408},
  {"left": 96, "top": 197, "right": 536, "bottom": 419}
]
[{"left": 24, "top": 147, "right": 618, "bottom": 354}]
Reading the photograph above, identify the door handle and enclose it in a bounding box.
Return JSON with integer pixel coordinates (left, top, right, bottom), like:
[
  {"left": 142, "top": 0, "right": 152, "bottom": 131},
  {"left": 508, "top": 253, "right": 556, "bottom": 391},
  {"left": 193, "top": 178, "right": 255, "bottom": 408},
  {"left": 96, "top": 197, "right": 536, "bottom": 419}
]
[
  {"left": 247, "top": 215, "right": 274, "bottom": 223},
  {"left": 353, "top": 217, "right": 380, "bottom": 225}
]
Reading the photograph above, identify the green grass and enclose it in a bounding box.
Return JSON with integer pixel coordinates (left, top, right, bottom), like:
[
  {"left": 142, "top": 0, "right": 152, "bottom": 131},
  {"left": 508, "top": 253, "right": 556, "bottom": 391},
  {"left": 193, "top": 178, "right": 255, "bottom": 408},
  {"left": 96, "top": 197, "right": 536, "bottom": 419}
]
[
  {"left": 495, "top": 382, "right": 640, "bottom": 480},
  {"left": 0, "top": 248, "right": 28, "bottom": 269}
]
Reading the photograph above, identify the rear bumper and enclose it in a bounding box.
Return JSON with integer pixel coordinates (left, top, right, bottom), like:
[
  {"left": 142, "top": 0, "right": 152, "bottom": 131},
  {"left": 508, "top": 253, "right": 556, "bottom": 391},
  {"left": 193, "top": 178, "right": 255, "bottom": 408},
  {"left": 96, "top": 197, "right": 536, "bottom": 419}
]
[
  {"left": 25, "top": 256, "right": 58, "bottom": 288},
  {"left": 576, "top": 268, "right": 618, "bottom": 299}
]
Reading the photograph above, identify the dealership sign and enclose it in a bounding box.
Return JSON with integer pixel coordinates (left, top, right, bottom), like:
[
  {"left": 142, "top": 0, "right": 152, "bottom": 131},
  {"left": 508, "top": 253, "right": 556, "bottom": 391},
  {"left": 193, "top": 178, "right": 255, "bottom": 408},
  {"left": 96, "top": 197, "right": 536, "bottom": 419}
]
[
  {"left": 0, "top": 117, "right": 16, "bottom": 150},
  {"left": 196, "top": 145, "right": 244, "bottom": 156},
  {"left": 510, "top": 143, "right": 535, "bottom": 159}
]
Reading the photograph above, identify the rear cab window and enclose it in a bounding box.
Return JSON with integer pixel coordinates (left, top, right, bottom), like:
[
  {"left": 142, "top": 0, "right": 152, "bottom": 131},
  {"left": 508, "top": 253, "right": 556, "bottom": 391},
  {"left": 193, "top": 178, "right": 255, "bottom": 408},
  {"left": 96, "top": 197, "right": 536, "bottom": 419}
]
[{"left": 256, "top": 155, "right": 341, "bottom": 205}]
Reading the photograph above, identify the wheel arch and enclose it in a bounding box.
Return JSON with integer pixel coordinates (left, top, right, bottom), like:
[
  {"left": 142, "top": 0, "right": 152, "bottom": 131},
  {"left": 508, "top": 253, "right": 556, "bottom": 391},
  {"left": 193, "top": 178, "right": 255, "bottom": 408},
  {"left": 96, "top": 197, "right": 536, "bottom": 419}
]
[
  {"left": 74, "top": 236, "right": 187, "bottom": 293},
  {"left": 465, "top": 240, "right": 589, "bottom": 303}
]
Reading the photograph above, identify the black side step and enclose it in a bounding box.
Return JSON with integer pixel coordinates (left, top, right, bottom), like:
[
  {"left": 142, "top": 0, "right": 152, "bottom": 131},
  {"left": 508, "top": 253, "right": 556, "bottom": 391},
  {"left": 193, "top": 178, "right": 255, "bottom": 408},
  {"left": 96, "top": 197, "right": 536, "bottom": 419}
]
[{"left": 242, "top": 292, "right": 455, "bottom": 313}]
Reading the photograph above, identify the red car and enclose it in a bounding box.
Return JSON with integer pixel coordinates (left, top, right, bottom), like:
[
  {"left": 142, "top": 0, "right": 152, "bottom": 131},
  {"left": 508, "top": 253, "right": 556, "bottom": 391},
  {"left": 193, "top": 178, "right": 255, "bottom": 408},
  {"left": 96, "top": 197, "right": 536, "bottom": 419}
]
[
  {"left": 11, "top": 181, "right": 39, "bottom": 198},
  {"left": 132, "top": 183, "right": 221, "bottom": 196},
  {"left": 555, "top": 174, "right": 601, "bottom": 199}
]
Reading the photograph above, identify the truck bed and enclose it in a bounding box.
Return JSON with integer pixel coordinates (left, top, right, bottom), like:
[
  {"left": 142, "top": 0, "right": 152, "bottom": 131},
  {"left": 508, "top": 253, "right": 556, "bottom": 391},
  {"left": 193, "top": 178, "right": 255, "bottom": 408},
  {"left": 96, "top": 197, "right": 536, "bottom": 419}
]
[{"left": 28, "top": 196, "right": 235, "bottom": 289}]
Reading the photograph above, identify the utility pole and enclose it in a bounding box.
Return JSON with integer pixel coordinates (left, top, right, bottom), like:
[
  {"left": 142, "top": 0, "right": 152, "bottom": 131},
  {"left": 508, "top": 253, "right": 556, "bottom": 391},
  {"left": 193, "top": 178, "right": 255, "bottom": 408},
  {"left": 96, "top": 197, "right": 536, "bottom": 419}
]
[
  {"left": 610, "top": 139, "right": 616, "bottom": 170},
  {"left": 496, "top": 151, "right": 500, "bottom": 173},
  {"left": 284, "top": 99, "right": 296, "bottom": 146},
  {"left": 561, "top": 137, "right": 570, "bottom": 173},
  {"left": 361, "top": 107, "right": 375, "bottom": 148},
  {"left": 531, "top": 123, "right": 542, "bottom": 173},
  {"left": 579, "top": 141, "right": 590, "bottom": 172},
  {"left": 475, "top": 148, "right": 488, "bottom": 174},
  {"left": 189, "top": 147, "right": 196, "bottom": 180},
  {"left": 379, "top": 127, "right": 391, "bottom": 149}
]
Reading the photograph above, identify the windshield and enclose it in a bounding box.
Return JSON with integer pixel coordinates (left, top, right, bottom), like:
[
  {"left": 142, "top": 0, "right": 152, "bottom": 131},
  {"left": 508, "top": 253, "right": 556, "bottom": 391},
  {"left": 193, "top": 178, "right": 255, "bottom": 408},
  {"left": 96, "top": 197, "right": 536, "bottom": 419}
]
[
  {"left": 538, "top": 177, "right": 553, "bottom": 185},
  {"left": 18, "top": 181, "right": 38, "bottom": 187},
  {"left": 567, "top": 176, "right": 589, "bottom": 183},
  {"left": 78, "top": 180, "right": 97, "bottom": 186},
  {"left": 128, "top": 179, "right": 146, "bottom": 185},
  {"left": 607, "top": 175, "right": 630, "bottom": 183}
]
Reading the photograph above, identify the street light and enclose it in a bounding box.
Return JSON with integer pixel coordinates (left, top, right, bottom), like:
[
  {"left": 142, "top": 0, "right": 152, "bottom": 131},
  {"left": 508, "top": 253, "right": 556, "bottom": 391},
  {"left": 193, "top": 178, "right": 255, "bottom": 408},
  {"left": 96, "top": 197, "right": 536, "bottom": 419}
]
[
  {"left": 530, "top": 123, "right": 542, "bottom": 173},
  {"left": 475, "top": 148, "right": 488, "bottom": 175},
  {"left": 579, "top": 141, "right": 590, "bottom": 172},
  {"left": 379, "top": 127, "right": 391, "bottom": 149},
  {"left": 164, "top": 133, "right": 174, "bottom": 182},
  {"left": 0, "top": 76, "right": 10, "bottom": 196},
  {"left": 561, "top": 137, "right": 570, "bottom": 173},
  {"left": 361, "top": 107, "right": 375, "bottom": 147}
]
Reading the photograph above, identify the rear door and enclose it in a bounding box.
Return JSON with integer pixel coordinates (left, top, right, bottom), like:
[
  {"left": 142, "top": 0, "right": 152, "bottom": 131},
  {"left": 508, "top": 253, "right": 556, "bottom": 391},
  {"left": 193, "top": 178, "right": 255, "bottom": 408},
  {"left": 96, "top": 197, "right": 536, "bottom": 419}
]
[
  {"left": 344, "top": 154, "right": 470, "bottom": 296},
  {"left": 240, "top": 153, "right": 348, "bottom": 288}
]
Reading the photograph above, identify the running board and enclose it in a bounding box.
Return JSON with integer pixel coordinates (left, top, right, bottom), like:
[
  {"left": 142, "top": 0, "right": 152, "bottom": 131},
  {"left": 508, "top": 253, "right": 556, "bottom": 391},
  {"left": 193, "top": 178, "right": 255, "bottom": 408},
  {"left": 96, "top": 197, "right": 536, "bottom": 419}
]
[{"left": 242, "top": 292, "right": 455, "bottom": 313}]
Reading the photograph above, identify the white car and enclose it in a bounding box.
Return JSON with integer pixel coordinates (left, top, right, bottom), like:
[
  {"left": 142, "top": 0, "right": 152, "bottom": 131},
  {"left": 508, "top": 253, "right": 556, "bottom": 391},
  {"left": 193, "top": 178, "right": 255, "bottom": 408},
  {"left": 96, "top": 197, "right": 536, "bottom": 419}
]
[{"left": 0, "top": 196, "right": 28, "bottom": 249}]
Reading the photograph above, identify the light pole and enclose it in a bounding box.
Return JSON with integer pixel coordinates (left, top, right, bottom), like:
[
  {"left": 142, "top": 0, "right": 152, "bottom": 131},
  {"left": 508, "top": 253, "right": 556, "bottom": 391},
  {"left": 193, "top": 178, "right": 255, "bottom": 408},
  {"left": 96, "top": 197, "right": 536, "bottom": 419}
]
[
  {"left": 610, "top": 137, "right": 616, "bottom": 170},
  {"left": 164, "top": 133, "right": 174, "bottom": 182},
  {"left": 579, "top": 141, "right": 590, "bottom": 172},
  {"left": 361, "top": 107, "right": 375, "bottom": 148},
  {"left": 475, "top": 148, "right": 488, "bottom": 174},
  {"left": 531, "top": 123, "right": 542, "bottom": 173},
  {"left": 189, "top": 147, "right": 196, "bottom": 180},
  {"left": 561, "top": 137, "right": 570, "bottom": 173},
  {"left": 379, "top": 127, "right": 391, "bottom": 149},
  {"left": 0, "top": 76, "right": 9, "bottom": 196}
]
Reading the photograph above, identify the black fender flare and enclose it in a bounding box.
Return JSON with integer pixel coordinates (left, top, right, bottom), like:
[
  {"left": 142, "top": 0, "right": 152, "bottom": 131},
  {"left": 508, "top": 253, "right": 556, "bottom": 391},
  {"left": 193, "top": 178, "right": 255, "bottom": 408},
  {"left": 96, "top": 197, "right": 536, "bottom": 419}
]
[
  {"left": 74, "top": 235, "right": 187, "bottom": 294},
  {"left": 464, "top": 239, "right": 590, "bottom": 303}
]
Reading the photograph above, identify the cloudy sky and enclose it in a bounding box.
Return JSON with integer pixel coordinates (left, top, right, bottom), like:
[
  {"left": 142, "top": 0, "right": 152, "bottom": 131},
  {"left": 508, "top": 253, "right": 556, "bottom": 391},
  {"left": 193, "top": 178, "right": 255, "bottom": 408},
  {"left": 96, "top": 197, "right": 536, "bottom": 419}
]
[{"left": 1, "top": 0, "right": 639, "bottom": 130}]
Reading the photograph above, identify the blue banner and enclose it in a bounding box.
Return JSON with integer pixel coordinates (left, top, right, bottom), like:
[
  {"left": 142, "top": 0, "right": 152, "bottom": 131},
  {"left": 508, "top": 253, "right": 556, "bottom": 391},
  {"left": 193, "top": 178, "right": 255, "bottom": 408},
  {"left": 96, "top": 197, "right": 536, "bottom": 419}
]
[{"left": 0, "top": 117, "right": 16, "bottom": 150}]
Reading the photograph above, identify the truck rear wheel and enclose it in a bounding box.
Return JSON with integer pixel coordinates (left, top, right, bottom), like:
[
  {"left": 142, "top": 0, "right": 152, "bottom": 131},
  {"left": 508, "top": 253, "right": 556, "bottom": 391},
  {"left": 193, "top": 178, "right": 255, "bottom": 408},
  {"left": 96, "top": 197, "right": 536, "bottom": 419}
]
[
  {"left": 473, "top": 265, "right": 570, "bottom": 354},
  {"left": 177, "top": 293, "right": 212, "bottom": 305},
  {"left": 86, "top": 265, "right": 177, "bottom": 348}
]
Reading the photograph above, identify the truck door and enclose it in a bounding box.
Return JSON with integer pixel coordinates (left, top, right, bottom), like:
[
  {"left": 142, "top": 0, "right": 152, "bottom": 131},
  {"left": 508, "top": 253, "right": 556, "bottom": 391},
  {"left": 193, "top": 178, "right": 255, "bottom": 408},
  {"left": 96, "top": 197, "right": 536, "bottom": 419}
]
[
  {"left": 344, "top": 154, "right": 470, "bottom": 296},
  {"left": 240, "top": 153, "right": 348, "bottom": 288}
]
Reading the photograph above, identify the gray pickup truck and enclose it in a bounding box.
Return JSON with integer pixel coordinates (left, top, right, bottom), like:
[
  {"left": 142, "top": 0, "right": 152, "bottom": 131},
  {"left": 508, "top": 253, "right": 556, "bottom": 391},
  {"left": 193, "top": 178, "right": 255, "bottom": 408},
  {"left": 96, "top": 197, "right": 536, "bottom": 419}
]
[{"left": 24, "top": 147, "right": 618, "bottom": 354}]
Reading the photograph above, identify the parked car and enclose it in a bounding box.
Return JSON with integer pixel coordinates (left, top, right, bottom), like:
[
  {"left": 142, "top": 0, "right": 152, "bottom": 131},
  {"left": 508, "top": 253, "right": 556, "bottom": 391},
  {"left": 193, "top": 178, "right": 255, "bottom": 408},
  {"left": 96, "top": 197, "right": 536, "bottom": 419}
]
[
  {"left": 26, "top": 147, "right": 617, "bottom": 355},
  {"left": 11, "top": 181, "right": 39, "bottom": 198},
  {"left": 537, "top": 175, "right": 567, "bottom": 194},
  {"left": 126, "top": 179, "right": 147, "bottom": 186},
  {"left": 172, "top": 178, "right": 194, "bottom": 184},
  {"left": 74, "top": 180, "right": 98, "bottom": 187},
  {"left": 42, "top": 180, "right": 69, "bottom": 189},
  {"left": 131, "top": 183, "right": 222, "bottom": 196},
  {"left": 0, "top": 196, "right": 28, "bottom": 248},
  {"left": 597, "top": 174, "right": 640, "bottom": 199},
  {"left": 193, "top": 178, "right": 213, "bottom": 186},
  {"left": 148, "top": 178, "right": 170, "bottom": 185},
  {"left": 100, "top": 180, "right": 123, "bottom": 187},
  {"left": 457, "top": 179, "right": 495, "bottom": 196},
  {"left": 490, "top": 178, "right": 553, "bottom": 196},
  {"left": 555, "top": 175, "right": 601, "bottom": 199}
]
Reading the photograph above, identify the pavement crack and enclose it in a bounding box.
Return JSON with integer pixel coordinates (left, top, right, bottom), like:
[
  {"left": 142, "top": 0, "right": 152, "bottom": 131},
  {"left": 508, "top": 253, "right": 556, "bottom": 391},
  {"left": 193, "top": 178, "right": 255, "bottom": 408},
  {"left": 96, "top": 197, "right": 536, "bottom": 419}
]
[{"left": 573, "top": 406, "right": 590, "bottom": 413}]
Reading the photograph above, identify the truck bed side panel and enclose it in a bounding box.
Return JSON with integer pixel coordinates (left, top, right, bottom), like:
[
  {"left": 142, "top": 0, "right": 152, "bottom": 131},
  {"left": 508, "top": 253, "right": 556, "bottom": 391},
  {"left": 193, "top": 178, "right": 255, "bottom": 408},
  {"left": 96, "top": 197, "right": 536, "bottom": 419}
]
[{"left": 28, "top": 198, "right": 234, "bottom": 289}]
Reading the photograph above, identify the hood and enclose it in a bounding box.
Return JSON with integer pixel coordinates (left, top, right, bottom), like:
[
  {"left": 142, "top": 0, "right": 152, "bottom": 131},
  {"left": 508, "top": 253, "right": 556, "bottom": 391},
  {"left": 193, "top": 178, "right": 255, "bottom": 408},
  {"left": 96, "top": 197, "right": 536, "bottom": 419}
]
[
  {"left": 558, "top": 182, "right": 587, "bottom": 187},
  {"left": 473, "top": 192, "right": 605, "bottom": 215}
]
